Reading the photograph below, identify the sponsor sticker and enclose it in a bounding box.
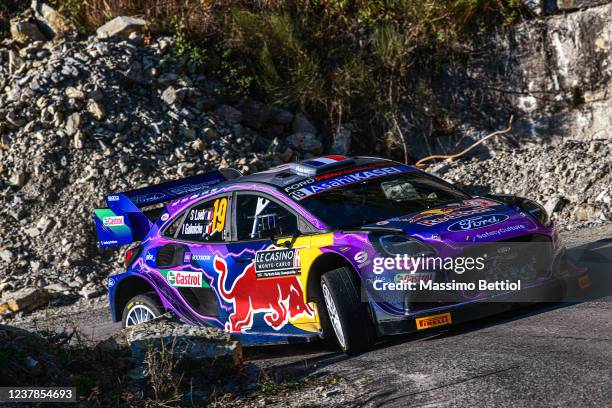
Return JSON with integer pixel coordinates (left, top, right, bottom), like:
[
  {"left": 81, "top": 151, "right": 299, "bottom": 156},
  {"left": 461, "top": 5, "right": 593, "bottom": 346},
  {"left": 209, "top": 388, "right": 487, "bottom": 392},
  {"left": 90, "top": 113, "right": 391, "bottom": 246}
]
[
  {"left": 132, "top": 192, "right": 166, "bottom": 205},
  {"left": 447, "top": 214, "right": 509, "bottom": 232},
  {"left": 314, "top": 162, "right": 389, "bottom": 181},
  {"left": 164, "top": 270, "right": 208, "bottom": 288},
  {"left": 160, "top": 213, "right": 169, "bottom": 222},
  {"left": 107, "top": 277, "right": 115, "bottom": 287},
  {"left": 289, "top": 166, "right": 410, "bottom": 200},
  {"left": 405, "top": 199, "right": 499, "bottom": 226},
  {"left": 416, "top": 207, "right": 495, "bottom": 226},
  {"left": 167, "top": 179, "right": 222, "bottom": 196},
  {"left": 416, "top": 312, "right": 452, "bottom": 330},
  {"left": 475, "top": 224, "right": 526, "bottom": 239},
  {"left": 284, "top": 178, "right": 316, "bottom": 193},
  {"left": 354, "top": 251, "right": 368, "bottom": 264},
  {"left": 102, "top": 216, "right": 124, "bottom": 227},
  {"left": 394, "top": 272, "right": 433, "bottom": 284},
  {"left": 254, "top": 248, "right": 301, "bottom": 278},
  {"left": 107, "top": 195, "right": 120, "bottom": 201},
  {"left": 354, "top": 251, "right": 371, "bottom": 268},
  {"left": 192, "top": 254, "right": 211, "bottom": 261}
]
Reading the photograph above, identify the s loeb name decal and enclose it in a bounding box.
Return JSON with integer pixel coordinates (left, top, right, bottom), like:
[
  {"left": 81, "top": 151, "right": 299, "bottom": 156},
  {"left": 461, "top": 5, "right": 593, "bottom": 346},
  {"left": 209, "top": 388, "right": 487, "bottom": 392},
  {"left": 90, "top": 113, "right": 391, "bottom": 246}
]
[{"left": 255, "top": 248, "right": 301, "bottom": 279}]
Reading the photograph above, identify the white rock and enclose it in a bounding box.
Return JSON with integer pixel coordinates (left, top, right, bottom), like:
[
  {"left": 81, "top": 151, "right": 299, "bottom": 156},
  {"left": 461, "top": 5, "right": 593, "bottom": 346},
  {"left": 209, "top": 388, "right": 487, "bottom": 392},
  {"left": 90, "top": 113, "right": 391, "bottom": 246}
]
[{"left": 96, "top": 16, "right": 147, "bottom": 39}]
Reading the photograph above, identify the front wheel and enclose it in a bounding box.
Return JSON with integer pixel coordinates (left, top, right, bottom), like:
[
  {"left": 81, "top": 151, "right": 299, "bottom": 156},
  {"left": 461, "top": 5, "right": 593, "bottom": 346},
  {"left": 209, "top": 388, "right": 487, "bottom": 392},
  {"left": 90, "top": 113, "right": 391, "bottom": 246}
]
[
  {"left": 122, "top": 293, "right": 163, "bottom": 328},
  {"left": 320, "top": 267, "right": 375, "bottom": 354}
]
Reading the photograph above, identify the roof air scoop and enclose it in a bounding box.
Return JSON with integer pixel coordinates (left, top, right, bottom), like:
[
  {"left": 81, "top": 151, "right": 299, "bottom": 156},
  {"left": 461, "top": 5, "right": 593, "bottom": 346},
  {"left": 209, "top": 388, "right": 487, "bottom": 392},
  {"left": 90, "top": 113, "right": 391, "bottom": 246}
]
[{"left": 290, "top": 155, "right": 355, "bottom": 176}]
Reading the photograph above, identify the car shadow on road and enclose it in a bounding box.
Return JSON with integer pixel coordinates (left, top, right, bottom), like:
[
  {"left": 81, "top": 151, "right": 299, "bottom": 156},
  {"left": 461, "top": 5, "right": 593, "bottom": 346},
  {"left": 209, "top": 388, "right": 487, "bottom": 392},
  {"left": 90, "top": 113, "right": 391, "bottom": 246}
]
[{"left": 245, "top": 235, "right": 612, "bottom": 377}]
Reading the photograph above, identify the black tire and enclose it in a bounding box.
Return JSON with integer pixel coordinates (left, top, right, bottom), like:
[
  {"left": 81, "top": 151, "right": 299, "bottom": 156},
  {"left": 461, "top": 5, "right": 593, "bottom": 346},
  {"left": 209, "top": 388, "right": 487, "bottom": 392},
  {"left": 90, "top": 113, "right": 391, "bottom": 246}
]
[
  {"left": 121, "top": 292, "right": 163, "bottom": 328},
  {"left": 320, "top": 267, "right": 375, "bottom": 354}
]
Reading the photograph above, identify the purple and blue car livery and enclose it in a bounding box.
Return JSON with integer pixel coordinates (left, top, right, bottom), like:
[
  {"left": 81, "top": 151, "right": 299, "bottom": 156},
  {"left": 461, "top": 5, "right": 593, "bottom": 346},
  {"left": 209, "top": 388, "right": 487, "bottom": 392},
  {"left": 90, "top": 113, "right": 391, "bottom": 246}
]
[{"left": 94, "top": 155, "right": 589, "bottom": 353}]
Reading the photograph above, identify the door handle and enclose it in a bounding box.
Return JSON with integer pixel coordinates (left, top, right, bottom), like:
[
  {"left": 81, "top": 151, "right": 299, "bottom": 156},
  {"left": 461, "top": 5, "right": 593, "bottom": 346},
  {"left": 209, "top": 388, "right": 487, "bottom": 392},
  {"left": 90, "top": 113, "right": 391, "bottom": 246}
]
[{"left": 236, "top": 255, "right": 254, "bottom": 264}]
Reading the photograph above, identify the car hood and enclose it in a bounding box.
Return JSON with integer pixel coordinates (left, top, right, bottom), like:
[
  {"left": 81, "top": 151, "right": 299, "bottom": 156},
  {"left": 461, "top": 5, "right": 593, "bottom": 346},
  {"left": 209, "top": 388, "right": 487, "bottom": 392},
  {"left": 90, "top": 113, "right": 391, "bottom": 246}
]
[{"left": 363, "top": 198, "right": 540, "bottom": 243}]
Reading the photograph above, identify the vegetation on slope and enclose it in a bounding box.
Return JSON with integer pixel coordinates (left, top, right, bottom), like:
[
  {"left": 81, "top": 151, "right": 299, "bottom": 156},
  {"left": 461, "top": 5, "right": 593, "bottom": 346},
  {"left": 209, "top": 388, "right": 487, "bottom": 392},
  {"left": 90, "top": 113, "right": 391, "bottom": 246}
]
[{"left": 7, "top": 0, "right": 529, "bottom": 158}]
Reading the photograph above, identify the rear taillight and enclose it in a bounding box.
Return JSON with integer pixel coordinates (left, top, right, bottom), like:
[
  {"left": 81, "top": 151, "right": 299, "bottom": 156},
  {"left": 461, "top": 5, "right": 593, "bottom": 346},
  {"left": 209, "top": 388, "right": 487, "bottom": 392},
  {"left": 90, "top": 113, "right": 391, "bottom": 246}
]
[
  {"left": 124, "top": 246, "right": 142, "bottom": 269},
  {"left": 125, "top": 249, "right": 134, "bottom": 267}
]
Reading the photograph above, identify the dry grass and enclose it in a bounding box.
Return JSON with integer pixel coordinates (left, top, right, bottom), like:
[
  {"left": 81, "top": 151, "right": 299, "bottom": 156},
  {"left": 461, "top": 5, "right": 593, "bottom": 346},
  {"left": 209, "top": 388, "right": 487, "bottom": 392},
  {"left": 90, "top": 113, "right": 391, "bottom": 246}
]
[
  {"left": 50, "top": 0, "right": 220, "bottom": 38},
  {"left": 144, "top": 337, "right": 184, "bottom": 406}
]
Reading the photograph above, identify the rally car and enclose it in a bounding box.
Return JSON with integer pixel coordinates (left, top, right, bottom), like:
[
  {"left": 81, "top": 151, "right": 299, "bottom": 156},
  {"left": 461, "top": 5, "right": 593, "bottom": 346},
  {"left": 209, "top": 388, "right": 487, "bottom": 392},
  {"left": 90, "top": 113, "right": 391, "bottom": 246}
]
[{"left": 94, "top": 155, "right": 589, "bottom": 354}]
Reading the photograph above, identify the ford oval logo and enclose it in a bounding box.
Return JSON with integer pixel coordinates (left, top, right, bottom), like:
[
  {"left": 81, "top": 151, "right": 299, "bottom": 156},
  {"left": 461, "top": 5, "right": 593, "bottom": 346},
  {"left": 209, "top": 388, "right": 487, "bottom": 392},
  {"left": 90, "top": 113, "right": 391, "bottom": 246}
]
[{"left": 447, "top": 214, "right": 509, "bottom": 232}]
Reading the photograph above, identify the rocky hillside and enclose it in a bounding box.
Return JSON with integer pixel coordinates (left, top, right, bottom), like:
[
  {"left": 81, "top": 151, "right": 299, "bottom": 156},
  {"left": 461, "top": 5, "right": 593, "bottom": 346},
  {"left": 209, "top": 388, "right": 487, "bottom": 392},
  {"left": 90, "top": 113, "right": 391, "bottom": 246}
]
[
  {"left": 0, "top": 10, "right": 327, "bottom": 304},
  {"left": 0, "top": 2, "right": 610, "bottom": 309},
  {"left": 430, "top": 139, "right": 611, "bottom": 231}
]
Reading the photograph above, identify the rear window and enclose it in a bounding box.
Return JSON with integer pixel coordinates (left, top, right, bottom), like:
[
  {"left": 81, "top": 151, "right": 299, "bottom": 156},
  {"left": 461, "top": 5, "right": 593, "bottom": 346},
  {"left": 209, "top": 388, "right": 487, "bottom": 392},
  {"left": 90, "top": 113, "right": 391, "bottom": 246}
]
[{"left": 300, "top": 172, "right": 469, "bottom": 229}]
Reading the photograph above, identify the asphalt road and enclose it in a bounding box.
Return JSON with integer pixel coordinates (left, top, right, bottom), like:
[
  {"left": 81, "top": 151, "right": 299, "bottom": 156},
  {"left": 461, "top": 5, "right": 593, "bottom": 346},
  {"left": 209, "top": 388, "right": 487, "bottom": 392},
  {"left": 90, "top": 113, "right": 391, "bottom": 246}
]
[
  {"left": 257, "top": 297, "right": 612, "bottom": 407},
  {"left": 11, "top": 224, "right": 612, "bottom": 407},
  {"left": 249, "top": 224, "right": 612, "bottom": 407}
]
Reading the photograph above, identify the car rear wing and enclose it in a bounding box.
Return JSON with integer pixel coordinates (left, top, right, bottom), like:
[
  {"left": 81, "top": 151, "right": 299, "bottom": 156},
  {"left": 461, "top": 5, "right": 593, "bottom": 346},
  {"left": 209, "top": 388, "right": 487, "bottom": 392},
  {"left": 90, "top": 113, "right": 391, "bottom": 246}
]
[{"left": 93, "top": 169, "right": 241, "bottom": 247}]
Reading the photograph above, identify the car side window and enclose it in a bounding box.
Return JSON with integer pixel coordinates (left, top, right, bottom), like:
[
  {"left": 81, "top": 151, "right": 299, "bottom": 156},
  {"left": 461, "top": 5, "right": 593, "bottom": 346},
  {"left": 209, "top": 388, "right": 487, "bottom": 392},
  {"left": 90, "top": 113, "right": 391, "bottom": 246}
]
[
  {"left": 162, "top": 213, "right": 182, "bottom": 238},
  {"left": 236, "top": 194, "right": 299, "bottom": 241},
  {"left": 175, "top": 196, "right": 229, "bottom": 243}
]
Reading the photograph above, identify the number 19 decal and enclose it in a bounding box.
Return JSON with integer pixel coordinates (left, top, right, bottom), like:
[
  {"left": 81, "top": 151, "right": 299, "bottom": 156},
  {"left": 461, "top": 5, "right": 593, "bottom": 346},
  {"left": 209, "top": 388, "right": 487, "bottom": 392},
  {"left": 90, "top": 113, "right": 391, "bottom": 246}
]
[{"left": 212, "top": 197, "right": 227, "bottom": 233}]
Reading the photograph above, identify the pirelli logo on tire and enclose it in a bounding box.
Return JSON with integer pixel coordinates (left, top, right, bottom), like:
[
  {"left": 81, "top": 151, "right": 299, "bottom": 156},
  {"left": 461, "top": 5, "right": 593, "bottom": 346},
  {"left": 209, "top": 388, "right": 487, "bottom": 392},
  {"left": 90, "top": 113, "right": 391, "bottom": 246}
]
[{"left": 416, "top": 312, "right": 452, "bottom": 330}]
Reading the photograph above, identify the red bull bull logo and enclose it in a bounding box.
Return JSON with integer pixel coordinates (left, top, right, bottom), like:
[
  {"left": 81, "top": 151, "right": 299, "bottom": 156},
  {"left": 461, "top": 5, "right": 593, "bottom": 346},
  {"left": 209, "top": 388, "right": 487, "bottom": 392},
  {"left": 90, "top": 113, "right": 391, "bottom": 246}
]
[
  {"left": 407, "top": 207, "right": 456, "bottom": 223},
  {"left": 213, "top": 256, "right": 315, "bottom": 332},
  {"left": 406, "top": 199, "right": 498, "bottom": 226}
]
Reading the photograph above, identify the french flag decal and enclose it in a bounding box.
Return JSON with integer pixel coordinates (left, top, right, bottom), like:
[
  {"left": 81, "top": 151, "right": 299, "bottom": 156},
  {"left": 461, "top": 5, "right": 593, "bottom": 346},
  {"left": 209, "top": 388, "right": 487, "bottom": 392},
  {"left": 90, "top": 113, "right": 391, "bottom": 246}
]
[{"left": 302, "top": 155, "right": 349, "bottom": 167}]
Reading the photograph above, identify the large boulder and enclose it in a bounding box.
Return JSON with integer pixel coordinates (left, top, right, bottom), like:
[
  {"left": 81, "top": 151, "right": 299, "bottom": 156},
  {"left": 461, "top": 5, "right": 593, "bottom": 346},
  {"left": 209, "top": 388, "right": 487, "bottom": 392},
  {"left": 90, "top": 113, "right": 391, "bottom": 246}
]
[
  {"left": 124, "top": 315, "right": 242, "bottom": 369},
  {"left": 555, "top": 0, "right": 610, "bottom": 10},
  {"left": 287, "top": 132, "right": 322, "bottom": 153},
  {"left": 0, "top": 288, "right": 50, "bottom": 314},
  {"left": 31, "top": 1, "right": 75, "bottom": 39},
  {"left": 10, "top": 18, "right": 46, "bottom": 44},
  {"left": 240, "top": 100, "right": 273, "bottom": 129},
  {"left": 292, "top": 112, "right": 317, "bottom": 134},
  {"left": 215, "top": 104, "right": 243, "bottom": 125},
  {"left": 96, "top": 16, "right": 147, "bottom": 39}
]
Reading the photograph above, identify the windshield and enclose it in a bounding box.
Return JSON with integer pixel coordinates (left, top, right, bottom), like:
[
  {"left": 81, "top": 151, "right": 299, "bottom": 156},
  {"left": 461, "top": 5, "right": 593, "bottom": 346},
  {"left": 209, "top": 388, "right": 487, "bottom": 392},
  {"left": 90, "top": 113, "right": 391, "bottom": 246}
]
[{"left": 300, "top": 171, "right": 469, "bottom": 229}]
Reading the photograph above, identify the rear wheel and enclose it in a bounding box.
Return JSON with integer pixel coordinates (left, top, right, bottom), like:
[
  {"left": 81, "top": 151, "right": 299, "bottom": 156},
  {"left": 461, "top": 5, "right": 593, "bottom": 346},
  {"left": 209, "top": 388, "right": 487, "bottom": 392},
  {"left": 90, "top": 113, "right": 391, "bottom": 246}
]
[
  {"left": 122, "top": 293, "right": 163, "bottom": 328},
  {"left": 320, "top": 267, "right": 375, "bottom": 354}
]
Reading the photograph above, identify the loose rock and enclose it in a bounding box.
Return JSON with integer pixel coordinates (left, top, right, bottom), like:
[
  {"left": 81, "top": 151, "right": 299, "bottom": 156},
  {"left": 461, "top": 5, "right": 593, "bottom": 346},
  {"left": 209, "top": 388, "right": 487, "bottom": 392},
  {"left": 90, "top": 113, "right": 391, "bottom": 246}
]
[
  {"left": 1, "top": 288, "right": 50, "bottom": 313},
  {"left": 287, "top": 132, "right": 322, "bottom": 152},
  {"left": 10, "top": 18, "right": 46, "bottom": 44},
  {"left": 96, "top": 16, "right": 147, "bottom": 39},
  {"left": 125, "top": 314, "right": 242, "bottom": 366}
]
